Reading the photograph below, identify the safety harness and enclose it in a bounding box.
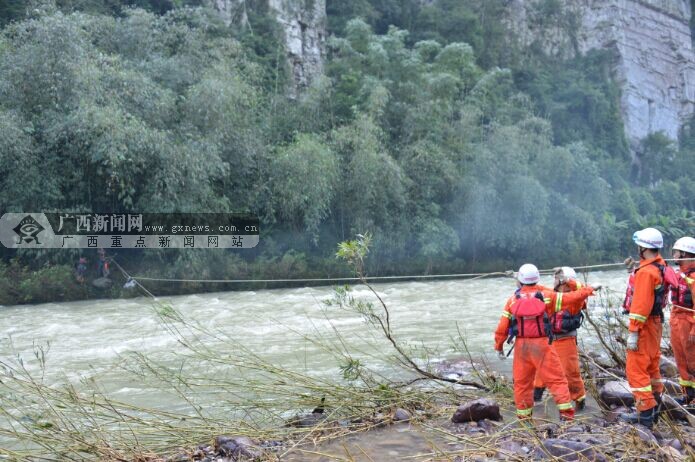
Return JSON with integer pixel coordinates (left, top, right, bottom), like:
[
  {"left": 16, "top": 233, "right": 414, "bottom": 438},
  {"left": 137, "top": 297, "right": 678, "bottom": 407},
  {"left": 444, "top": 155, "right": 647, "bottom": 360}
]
[
  {"left": 623, "top": 262, "right": 670, "bottom": 321},
  {"left": 671, "top": 267, "right": 695, "bottom": 309},
  {"left": 550, "top": 286, "right": 584, "bottom": 337}
]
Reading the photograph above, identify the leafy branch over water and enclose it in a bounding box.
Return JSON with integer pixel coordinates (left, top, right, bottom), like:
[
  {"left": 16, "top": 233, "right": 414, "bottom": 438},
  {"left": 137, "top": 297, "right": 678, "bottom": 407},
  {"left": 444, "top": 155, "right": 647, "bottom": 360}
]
[{"left": 334, "top": 233, "right": 489, "bottom": 391}]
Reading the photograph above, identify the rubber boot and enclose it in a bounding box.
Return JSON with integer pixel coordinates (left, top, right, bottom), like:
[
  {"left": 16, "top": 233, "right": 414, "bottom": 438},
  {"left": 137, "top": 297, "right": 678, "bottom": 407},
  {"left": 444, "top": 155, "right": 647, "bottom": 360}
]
[
  {"left": 533, "top": 387, "right": 545, "bottom": 403},
  {"left": 559, "top": 408, "right": 575, "bottom": 422},
  {"left": 618, "top": 406, "right": 656, "bottom": 429},
  {"left": 575, "top": 397, "right": 586, "bottom": 412}
]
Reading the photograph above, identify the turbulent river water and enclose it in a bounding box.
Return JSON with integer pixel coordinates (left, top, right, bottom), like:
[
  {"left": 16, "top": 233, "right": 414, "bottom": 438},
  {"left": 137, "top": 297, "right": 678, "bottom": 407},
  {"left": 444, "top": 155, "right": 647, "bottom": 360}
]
[{"left": 0, "top": 269, "right": 632, "bottom": 459}]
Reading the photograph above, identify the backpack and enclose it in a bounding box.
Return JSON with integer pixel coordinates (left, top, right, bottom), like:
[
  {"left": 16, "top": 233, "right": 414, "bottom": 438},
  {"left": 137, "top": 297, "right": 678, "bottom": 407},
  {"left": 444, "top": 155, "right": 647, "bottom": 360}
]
[{"left": 509, "top": 291, "right": 552, "bottom": 340}]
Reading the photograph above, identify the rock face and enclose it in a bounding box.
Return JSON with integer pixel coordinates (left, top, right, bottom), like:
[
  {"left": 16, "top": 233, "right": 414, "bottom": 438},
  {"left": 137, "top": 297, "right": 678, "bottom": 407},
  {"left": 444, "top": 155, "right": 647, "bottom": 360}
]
[
  {"left": 508, "top": 0, "right": 695, "bottom": 152},
  {"left": 269, "top": 0, "right": 326, "bottom": 96},
  {"left": 209, "top": 0, "right": 248, "bottom": 27},
  {"left": 210, "top": 0, "right": 326, "bottom": 95}
]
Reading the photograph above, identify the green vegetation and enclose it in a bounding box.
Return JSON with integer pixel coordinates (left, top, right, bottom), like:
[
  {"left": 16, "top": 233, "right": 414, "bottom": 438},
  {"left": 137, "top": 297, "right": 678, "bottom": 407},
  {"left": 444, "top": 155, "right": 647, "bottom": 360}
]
[{"left": 0, "top": 0, "right": 694, "bottom": 304}]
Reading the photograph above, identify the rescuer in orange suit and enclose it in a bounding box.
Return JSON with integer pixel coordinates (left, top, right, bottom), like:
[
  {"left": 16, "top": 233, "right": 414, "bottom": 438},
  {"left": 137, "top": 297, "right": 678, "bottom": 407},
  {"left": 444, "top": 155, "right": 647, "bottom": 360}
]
[
  {"left": 619, "top": 227, "right": 677, "bottom": 429},
  {"left": 494, "top": 264, "right": 598, "bottom": 421},
  {"left": 533, "top": 266, "right": 589, "bottom": 411},
  {"left": 669, "top": 237, "right": 695, "bottom": 405}
]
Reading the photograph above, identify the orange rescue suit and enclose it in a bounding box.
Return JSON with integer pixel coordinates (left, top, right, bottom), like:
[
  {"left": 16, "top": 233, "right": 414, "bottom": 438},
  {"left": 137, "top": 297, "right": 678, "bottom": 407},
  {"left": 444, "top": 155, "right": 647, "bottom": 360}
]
[
  {"left": 533, "top": 279, "right": 587, "bottom": 404},
  {"left": 494, "top": 284, "right": 595, "bottom": 419},
  {"left": 626, "top": 256, "right": 669, "bottom": 411},
  {"left": 670, "top": 262, "right": 695, "bottom": 396}
]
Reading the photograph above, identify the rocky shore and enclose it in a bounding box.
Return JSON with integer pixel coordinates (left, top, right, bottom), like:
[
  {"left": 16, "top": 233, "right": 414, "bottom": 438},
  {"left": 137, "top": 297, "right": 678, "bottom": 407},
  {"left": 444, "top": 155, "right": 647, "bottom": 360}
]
[{"left": 162, "top": 353, "right": 695, "bottom": 461}]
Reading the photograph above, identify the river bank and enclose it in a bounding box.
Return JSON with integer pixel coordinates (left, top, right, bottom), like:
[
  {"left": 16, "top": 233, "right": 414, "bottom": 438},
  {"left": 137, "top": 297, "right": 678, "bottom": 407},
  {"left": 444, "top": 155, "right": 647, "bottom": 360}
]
[
  {"left": 154, "top": 349, "right": 695, "bottom": 461},
  {"left": 0, "top": 249, "right": 625, "bottom": 306}
]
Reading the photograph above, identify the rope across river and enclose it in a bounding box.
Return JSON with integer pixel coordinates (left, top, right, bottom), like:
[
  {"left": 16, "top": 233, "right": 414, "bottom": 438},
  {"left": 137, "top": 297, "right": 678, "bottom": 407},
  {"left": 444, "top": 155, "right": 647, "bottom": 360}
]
[
  {"left": 112, "top": 258, "right": 694, "bottom": 288},
  {"left": 124, "top": 262, "right": 625, "bottom": 285}
]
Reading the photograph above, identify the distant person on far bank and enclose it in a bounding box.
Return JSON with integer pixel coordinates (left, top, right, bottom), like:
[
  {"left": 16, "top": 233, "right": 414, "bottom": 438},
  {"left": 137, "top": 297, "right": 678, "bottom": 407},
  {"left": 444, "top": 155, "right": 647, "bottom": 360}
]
[
  {"left": 97, "top": 248, "right": 110, "bottom": 278},
  {"left": 75, "top": 257, "right": 87, "bottom": 283}
]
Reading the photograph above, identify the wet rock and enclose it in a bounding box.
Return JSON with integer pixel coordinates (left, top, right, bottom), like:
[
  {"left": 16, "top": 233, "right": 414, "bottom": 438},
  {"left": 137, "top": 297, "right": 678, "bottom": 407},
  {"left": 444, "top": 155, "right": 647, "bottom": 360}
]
[
  {"left": 214, "top": 436, "right": 262, "bottom": 460},
  {"left": 259, "top": 440, "right": 284, "bottom": 450},
  {"left": 287, "top": 412, "right": 325, "bottom": 428},
  {"left": 452, "top": 398, "right": 502, "bottom": 423},
  {"left": 532, "top": 439, "right": 606, "bottom": 461},
  {"left": 465, "top": 425, "right": 486, "bottom": 435},
  {"left": 603, "top": 405, "right": 632, "bottom": 423},
  {"left": 166, "top": 454, "right": 190, "bottom": 462},
  {"left": 564, "top": 425, "right": 585, "bottom": 433},
  {"left": 587, "top": 416, "right": 612, "bottom": 427},
  {"left": 660, "top": 446, "right": 685, "bottom": 461},
  {"left": 599, "top": 381, "right": 634, "bottom": 407},
  {"left": 536, "top": 422, "right": 561, "bottom": 439},
  {"left": 661, "top": 394, "right": 691, "bottom": 422},
  {"left": 663, "top": 379, "right": 681, "bottom": 396},
  {"left": 669, "top": 438, "right": 683, "bottom": 451},
  {"left": 661, "top": 357, "right": 679, "bottom": 378},
  {"left": 630, "top": 425, "right": 658, "bottom": 445},
  {"left": 477, "top": 418, "right": 498, "bottom": 433},
  {"left": 373, "top": 412, "right": 387, "bottom": 428},
  {"left": 393, "top": 408, "right": 411, "bottom": 422},
  {"left": 576, "top": 436, "right": 610, "bottom": 446},
  {"left": 496, "top": 439, "right": 527, "bottom": 457}
]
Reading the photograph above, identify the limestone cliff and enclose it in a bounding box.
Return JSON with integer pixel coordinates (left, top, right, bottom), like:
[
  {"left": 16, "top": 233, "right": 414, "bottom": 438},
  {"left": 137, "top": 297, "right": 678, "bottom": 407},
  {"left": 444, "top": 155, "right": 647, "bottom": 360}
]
[
  {"left": 269, "top": 0, "right": 326, "bottom": 96},
  {"left": 210, "top": 0, "right": 325, "bottom": 96},
  {"left": 508, "top": 0, "right": 695, "bottom": 152}
]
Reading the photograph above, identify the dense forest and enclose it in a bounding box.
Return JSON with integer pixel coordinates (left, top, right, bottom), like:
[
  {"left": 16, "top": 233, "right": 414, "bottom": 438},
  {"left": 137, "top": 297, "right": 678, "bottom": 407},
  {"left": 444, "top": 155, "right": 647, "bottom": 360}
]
[{"left": 0, "top": 0, "right": 694, "bottom": 304}]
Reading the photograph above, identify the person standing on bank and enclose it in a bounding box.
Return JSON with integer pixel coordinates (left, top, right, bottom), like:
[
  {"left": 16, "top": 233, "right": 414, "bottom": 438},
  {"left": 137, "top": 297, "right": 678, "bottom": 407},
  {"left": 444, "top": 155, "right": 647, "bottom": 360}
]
[
  {"left": 494, "top": 264, "right": 598, "bottom": 422},
  {"left": 619, "top": 228, "right": 677, "bottom": 428},
  {"left": 669, "top": 237, "right": 695, "bottom": 405},
  {"left": 533, "top": 266, "right": 589, "bottom": 411}
]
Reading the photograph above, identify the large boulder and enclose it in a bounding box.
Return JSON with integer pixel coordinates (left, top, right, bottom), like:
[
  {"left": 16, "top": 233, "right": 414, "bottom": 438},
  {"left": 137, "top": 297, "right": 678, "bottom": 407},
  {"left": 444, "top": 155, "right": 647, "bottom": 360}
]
[
  {"left": 599, "top": 380, "right": 634, "bottom": 408},
  {"left": 452, "top": 398, "right": 502, "bottom": 423},
  {"left": 533, "top": 439, "right": 607, "bottom": 461}
]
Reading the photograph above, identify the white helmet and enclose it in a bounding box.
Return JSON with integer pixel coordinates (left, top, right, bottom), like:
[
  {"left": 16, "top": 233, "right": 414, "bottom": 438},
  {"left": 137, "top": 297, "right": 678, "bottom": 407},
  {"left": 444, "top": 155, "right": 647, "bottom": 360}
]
[
  {"left": 632, "top": 227, "right": 663, "bottom": 249},
  {"left": 560, "top": 266, "right": 577, "bottom": 280},
  {"left": 673, "top": 237, "right": 695, "bottom": 255},
  {"left": 517, "top": 263, "right": 540, "bottom": 284}
]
